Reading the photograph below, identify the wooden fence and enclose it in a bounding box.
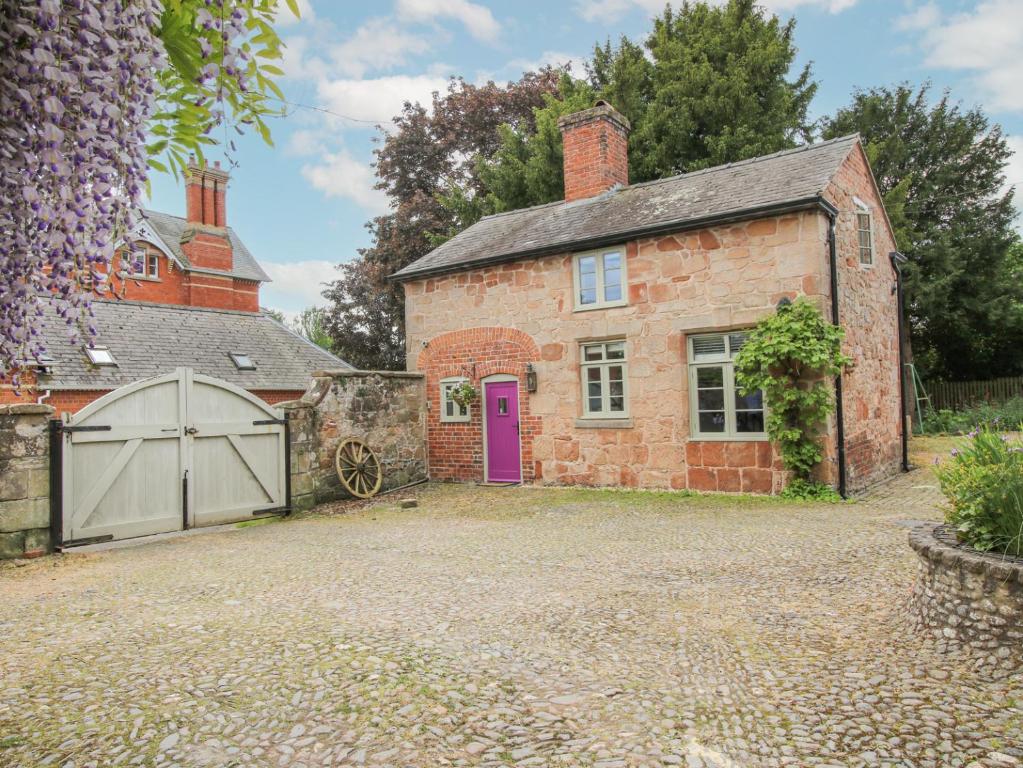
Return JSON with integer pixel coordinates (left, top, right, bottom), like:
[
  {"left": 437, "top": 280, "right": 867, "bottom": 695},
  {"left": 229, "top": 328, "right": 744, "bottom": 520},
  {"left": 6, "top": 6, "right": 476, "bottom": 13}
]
[{"left": 926, "top": 376, "right": 1023, "bottom": 411}]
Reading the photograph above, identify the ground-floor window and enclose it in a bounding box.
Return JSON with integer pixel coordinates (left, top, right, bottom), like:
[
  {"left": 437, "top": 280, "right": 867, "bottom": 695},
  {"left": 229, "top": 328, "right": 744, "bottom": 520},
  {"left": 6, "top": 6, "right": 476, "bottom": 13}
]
[
  {"left": 580, "top": 340, "right": 628, "bottom": 418},
  {"left": 439, "top": 377, "right": 470, "bottom": 423},
  {"left": 687, "top": 331, "right": 766, "bottom": 440}
]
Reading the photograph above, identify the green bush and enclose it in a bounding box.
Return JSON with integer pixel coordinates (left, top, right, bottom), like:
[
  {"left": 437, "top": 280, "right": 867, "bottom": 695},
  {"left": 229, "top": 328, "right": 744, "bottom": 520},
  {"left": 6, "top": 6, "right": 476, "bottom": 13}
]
[
  {"left": 922, "top": 397, "right": 1023, "bottom": 435},
  {"left": 778, "top": 478, "right": 844, "bottom": 502},
  {"left": 935, "top": 427, "right": 1023, "bottom": 556}
]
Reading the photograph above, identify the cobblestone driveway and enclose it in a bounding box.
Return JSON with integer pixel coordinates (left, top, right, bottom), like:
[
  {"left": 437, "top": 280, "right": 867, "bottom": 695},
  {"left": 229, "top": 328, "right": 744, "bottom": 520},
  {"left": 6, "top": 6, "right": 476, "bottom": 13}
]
[{"left": 1, "top": 471, "right": 1020, "bottom": 768}]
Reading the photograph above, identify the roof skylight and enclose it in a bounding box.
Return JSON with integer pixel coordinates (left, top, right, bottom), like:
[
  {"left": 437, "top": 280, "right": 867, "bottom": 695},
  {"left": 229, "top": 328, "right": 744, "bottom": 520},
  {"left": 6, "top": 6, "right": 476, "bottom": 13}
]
[
  {"left": 229, "top": 352, "right": 255, "bottom": 370},
  {"left": 85, "top": 347, "right": 117, "bottom": 366}
]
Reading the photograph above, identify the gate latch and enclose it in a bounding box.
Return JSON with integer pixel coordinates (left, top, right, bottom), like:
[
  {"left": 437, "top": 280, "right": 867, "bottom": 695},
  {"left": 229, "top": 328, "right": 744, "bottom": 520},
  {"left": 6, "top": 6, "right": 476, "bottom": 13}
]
[{"left": 184, "top": 426, "right": 199, "bottom": 436}]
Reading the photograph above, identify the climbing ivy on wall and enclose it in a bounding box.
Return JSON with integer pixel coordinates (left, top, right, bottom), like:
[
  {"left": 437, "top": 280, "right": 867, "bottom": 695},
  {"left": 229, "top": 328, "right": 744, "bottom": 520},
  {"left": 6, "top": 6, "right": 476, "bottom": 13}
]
[{"left": 734, "top": 298, "right": 850, "bottom": 480}]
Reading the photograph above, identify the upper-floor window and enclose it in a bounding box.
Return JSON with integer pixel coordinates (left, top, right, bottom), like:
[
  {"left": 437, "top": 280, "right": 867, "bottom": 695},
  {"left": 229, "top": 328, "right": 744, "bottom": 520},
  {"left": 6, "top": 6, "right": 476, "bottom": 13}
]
[
  {"left": 143, "top": 251, "right": 160, "bottom": 279},
  {"left": 687, "top": 332, "right": 766, "bottom": 440},
  {"left": 573, "top": 249, "right": 626, "bottom": 310},
  {"left": 854, "top": 198, "right": 873, "bottom": 266},
  {"left": 120, "top": 248, "right": 160, "bottom": 280},
  {"left": 580, "top": 340, "right": 628, "bottom": 418},
  {"left": 439, "top": 377, "right": 470, "bottom": 423}
]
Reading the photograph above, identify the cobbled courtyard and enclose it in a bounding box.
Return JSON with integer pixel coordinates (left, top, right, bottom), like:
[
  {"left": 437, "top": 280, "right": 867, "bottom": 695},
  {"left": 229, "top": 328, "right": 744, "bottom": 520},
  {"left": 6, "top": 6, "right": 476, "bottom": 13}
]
[{"left": 1, "top": 471, "right": 1020, "bottom": 768}]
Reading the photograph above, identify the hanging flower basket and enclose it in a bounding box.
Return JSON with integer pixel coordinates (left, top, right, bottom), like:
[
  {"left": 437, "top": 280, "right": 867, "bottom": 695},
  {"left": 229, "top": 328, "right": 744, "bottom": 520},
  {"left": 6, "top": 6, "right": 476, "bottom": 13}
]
[{"left": 450, "top": 381, "right": 479, "bottom": 408}]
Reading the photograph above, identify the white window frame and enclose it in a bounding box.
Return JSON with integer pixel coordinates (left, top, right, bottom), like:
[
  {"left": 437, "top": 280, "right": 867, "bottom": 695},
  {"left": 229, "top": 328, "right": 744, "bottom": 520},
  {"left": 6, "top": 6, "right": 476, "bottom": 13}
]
[
  {"left": 439, "top": 376, "right": 471, "bottom": 423},
  {"left": 687, "top": 332, "right": 767, "bottom": 441},
  {"left": 144, "top": 250, "right": 160, "bottom": 279},
  {"left": 572, "top": 248, "right": 627, "bottom": 311},
  {"left": 579, "top": 340, "right": 629, "bottom": 419},
  {"left": 84, "top": 346, "right": 117, "bottom": 367},
  {"left": 854, "top": 197, "right": 874, "bottom": 267}
]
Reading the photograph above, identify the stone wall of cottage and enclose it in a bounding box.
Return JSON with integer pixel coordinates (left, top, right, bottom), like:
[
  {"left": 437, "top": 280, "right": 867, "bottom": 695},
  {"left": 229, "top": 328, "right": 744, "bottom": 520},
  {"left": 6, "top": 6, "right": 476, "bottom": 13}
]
[
  {"left": 406, "top": 210, "right": 832, "bottom": 491},
  {"left": 405, "top": 147, "right": 903, "bottom": 493},
  {"left": 0, "top": 405, "right": 53, "bottom": 559},
  {"left": 283, "top": 371, "right": 428, "bottom": 511},
  {"left": 825, "top": 143, "right": 904, "bottom": 492}
]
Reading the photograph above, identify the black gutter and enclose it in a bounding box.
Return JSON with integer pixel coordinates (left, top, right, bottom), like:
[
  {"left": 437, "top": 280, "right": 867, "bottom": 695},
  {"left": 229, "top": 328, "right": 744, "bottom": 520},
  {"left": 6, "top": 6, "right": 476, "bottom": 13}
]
[
  {"left": 890, "top": 251, "right": 910, "bottom": 472},
  {"left": 390, "top": 196, "right": 833, "bottom": 283},
  {"left": 827, "top": 211, "right": 848, "bottom": 499}
]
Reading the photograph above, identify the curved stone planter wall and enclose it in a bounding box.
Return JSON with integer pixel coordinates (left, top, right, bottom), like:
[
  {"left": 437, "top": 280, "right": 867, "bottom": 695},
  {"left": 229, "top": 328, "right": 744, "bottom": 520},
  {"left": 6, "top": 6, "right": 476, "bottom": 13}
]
[{"left": 908, "top": 524, "right": 1023, "bottom": 674}]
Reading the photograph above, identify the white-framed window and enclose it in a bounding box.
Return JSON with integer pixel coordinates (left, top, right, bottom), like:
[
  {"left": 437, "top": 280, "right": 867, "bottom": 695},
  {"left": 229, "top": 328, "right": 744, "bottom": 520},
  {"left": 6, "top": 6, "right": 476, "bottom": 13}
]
[
  {"left": 854, "top": 198, "right": 873, "bottom": 266},
  {"left": 144, "top": 251, "right": 159, "bottom": 279},
  {"left": 119, "top": 248, "right": 160, "bottom": 279},
  {"left": 580, "top": 340, "right": 628, "bottom": 418},
  {"left": 573, "top": 249, "right": 626, "bottom": 310},
  {"left": 439, "top": 377, "right": 470, "bottom": 423},
  {"left": 687, "top": 332, "right": 766, "bottom": 440},
  {"left": 84, "top": 346, "right": 117, "bottom": 366}
]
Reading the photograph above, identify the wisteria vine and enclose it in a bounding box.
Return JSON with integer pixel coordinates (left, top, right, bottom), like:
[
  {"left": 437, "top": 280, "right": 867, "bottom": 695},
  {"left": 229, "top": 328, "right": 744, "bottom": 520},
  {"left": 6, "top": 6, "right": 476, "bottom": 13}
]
[{"left": 0, "top": 0, "right": 289, "bottom": 382}]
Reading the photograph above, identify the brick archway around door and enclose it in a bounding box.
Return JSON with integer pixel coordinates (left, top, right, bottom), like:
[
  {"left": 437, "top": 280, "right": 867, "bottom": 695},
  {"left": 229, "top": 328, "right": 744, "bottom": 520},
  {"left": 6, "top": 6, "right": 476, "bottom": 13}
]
[{"left": 417, "top": 327, "right": 541, "bottom": 483}]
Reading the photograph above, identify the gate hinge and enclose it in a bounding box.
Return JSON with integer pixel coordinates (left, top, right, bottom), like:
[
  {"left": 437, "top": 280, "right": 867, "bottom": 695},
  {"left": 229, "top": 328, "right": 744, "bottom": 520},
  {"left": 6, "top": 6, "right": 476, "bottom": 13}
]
[
  {"left": 252, "top": 418, "right": 287, "bottom": 426},
  {"left": 60, "top": 425, "right": 112, "bottom": 434}
]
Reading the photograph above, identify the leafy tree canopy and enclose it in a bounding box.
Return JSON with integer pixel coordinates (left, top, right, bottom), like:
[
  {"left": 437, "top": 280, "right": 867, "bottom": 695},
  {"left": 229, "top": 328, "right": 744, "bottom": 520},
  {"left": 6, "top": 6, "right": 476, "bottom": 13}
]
[{"left": 821, "top": 84, "right": 1023, "bottom": 381}]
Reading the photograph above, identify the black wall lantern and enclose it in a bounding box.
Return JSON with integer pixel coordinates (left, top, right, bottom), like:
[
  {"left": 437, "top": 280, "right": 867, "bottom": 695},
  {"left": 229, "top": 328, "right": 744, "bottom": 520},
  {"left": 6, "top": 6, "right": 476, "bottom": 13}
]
[{"left": 525, "top": 363, "right": 538, "bottom": 393}]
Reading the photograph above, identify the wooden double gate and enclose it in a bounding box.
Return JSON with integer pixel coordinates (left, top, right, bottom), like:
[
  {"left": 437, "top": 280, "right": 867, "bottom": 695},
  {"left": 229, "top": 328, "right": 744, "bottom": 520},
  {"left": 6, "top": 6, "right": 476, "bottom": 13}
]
[{"left": 55, "top": 368, "right": 290, "bottom": 547}]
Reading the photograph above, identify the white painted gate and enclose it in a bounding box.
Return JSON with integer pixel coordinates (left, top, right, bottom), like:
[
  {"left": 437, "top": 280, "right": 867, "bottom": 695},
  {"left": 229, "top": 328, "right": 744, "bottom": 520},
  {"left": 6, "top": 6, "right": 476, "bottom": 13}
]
[{"left": 60, "top": 368, "right": 288, "bottom": 546}]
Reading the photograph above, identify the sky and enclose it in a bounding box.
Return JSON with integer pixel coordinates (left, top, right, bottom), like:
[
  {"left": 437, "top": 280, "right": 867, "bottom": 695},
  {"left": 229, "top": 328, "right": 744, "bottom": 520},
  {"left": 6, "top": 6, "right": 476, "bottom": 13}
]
[{"left": 147, "top": 0, "right": 1023, "bottom": 319}]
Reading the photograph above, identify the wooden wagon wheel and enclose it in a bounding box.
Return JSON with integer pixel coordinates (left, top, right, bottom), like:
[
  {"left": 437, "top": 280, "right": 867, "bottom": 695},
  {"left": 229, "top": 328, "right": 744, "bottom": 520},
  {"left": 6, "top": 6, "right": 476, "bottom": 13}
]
[{"left": 335, "top": 438, "right": 383, "bottom": 499}]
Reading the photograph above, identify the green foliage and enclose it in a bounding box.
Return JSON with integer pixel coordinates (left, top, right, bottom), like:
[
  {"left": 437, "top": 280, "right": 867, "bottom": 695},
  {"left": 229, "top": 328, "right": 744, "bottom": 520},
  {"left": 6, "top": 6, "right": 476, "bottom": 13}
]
[
  {"left": 778, "top": 478, "right": 844, "bottom": 502},
  {"left": 151, "top": 0, "right": 294, "bottom": 178},
  {"left": 290, "top": 306, "right": 334, "bottom": 351},
  {"left": 734, "top": 299, "right": 850, "bottom": 479},
  {"left": 820, "top": 84, "right": 1022, "bottom": 381},
  {"left": 449, "top": 381, "right": 479, "bottom": 408},
  {"left": 477, "top": 0, "right": 816, "bottom": 212},
  {"left": 936, "top": 427, "right": 1023, "bottom": 556},
  {"left": 922, "top": 397, "right": 1023, "bottom": 435}
]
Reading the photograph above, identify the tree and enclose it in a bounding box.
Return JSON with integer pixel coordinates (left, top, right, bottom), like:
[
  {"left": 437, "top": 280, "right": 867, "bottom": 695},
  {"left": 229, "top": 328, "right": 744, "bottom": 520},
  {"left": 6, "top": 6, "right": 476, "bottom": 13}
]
[
  {"left": 821, "top": 84, "right": 1023, "bottom": 381},
  {"left": 321, "top": 71, "right": 562, "bottom": 370},
  {"left": 0, "top": 0, "right": 291, "bottom": 378},
  {"left": 480, "top": 0, "right": 816, "bottom": 212},
  {"left": 290, "top": 306, "right": 333, "bottom": 351}
]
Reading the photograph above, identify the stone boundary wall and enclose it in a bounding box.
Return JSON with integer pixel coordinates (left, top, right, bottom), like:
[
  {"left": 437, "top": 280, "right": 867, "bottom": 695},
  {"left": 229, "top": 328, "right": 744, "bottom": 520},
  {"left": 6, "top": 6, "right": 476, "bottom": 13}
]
[
  {"left": 283, "top": 371, "right": 428, "bottom": 512},
  {"left": 0, "top": 404, "right": 54, "bottom": 559},
  {"left": 908, "top": 524, "right": 1023, "bottom": 674}
]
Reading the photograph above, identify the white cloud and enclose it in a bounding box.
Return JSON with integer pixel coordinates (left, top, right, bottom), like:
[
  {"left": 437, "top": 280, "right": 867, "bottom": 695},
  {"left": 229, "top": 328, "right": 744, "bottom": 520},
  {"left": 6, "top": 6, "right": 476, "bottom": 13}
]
[
  {"left": 1005, "top": 135, "right": 1023, "bottom": 229},
  {"left": 330, "top": 17, "right": 434, "bottom": 79},
  {"left": 260, "top": 259, "right": 338, "bottom": 312},
  {"left": 505, "top": 50, "right": 585, "bottom": 78},
  {"left": 905, "top": 0, "right": 1023, "bottom": 114},
  {"left": 301, "top": 149, "right": 390, "bottom": 214},
  {"left": 316, "top": 73, "right": 450, "bottom": 125},
  {"left": 895, "top": 2, "right": 940, "bottom": 31},
  {"left": 275, "top": 0, "right": 314, "bottom": 27},
  {"left": 285, "top": 128, "right": 327, "bottom": 157},
  {"left": 576, "top": 0, "right": 856, "bottom": 23},
  {"left": 396, "top": 0, "right": 501, "bottom": 42}
]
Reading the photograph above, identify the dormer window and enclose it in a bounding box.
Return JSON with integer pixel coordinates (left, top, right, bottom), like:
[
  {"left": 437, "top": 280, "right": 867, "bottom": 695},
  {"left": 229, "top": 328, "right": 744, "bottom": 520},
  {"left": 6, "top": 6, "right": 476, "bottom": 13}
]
[
  {"left": 230, "top": 352, "right": 255, "bottom": 370},
  {"left": 143, "top": 251, "right": 159, "bottom": 279},
  {"left": 573, "top": 249, "right": 627, "bottom": 311},
  {"left": 85, "top": 346, "right": 116, "bottom": 366}
]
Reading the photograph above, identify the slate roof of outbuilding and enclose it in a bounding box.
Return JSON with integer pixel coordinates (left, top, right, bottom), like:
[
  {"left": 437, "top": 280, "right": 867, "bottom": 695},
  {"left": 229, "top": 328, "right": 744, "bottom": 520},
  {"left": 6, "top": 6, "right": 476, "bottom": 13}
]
[
  {"left": 34, "top": 300, "right": 350, "bottom": 391},
  {"left": 392, "top": 134, "right": 860, "bottom": 280},
  {"left": 138, "top": 209, "right": 272, "bottom": 283}
]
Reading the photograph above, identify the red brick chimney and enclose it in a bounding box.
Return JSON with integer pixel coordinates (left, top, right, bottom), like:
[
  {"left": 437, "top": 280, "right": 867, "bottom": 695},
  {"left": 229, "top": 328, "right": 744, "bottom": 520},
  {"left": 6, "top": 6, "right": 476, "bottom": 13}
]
[
  {"left": 181, "top": 157, "right": 233, "bottom": 274},
  {"left": 185, "top": 156, "right": 229, "bottom": 228},
  {"left": 557, "top": 100, "right": 630, "bottom": 202}
]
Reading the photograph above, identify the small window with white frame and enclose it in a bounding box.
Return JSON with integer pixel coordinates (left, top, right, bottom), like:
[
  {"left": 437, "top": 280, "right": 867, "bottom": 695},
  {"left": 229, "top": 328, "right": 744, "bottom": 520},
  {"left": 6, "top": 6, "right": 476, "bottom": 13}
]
[
  {"left": 854, "top": 197, "right": 873, "bottom": 266},
  {"left": 687, "top": 332, "right": 766, "bottom": 440},
  {"left": 84, "top": 346, "right": 117, "bottom": 367},
  {"left": 580, "top": 340, "right": 628, "bottom": 418},
  {"left": 439, "top": 377, "right": 470, "bottom": 423},
  {"left": 573, "top": 249, "right": 626, "bottom": 310},
  {"left": 144, "top": 250, "right": 159, "bottom": 279}
]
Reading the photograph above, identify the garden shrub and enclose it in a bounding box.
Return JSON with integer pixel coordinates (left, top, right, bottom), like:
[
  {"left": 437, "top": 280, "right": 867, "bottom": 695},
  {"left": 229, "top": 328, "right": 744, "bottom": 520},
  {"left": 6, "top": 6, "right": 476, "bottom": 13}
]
[
  {"left": 922, "top": 396, "right": 1023, "bottom": 435},
  {"left": 778, "top": 478, "right": 844, "bottom": 502},
  {"left": 935, "top": 427, "right": 1023, "bottom": 556},
  {"left": 734, "top": 298, "right": 850, "bottom": 480}
]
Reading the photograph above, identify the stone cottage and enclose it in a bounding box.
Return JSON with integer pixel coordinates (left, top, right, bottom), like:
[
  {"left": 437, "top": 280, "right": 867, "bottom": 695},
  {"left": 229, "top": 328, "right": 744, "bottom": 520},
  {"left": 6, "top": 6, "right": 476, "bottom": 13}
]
[{"left": 392, "top": 101, "right": 905, "bottom": 495}]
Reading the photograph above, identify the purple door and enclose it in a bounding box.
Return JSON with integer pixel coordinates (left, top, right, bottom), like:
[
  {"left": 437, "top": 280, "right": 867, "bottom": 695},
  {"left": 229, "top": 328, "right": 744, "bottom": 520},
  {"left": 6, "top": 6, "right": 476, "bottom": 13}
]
[{"left": 484, "top": 380, "right": 521, "bottom": 482}]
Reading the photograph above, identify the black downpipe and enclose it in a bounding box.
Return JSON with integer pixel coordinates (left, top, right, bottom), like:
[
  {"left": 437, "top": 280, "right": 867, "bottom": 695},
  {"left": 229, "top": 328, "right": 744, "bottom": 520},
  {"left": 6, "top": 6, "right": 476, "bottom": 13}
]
[
  {"left": 283, "top": 414, "right": 292, "bottom": 515},
  {"left": 182, "top": 470, "right": 189, "bottom": 530},
  {"left": 828, "top": 213, "right": 848, "bottom": 499},
  {"left": 48, "top": 419, "right": 63, "bottom": 551},
  {"left": 890, "top": 252, "right": 910, "bottom": 472}
]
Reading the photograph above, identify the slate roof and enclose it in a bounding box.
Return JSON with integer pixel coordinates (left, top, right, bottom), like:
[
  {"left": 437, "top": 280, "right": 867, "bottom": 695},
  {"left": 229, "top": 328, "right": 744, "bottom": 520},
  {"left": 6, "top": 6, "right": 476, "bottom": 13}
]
[
  {"left": 392, "top": 135, "right": 859, "bottom": 280},
  {"left": 34, "top": 300, "right": 350, "bottom": 391},
  {"left": 138, "top": 209, "right": 272, "bottom": 283}
]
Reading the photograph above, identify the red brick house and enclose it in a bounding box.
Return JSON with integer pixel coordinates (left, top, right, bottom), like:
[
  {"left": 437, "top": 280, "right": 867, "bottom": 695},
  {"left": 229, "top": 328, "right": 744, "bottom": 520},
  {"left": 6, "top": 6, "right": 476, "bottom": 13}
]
[
  {"left": 0, "top": 160, "right": 348, "bottom": 413},
  {"left": 393, "top": 102, "right": 906, "bottom": 495}
]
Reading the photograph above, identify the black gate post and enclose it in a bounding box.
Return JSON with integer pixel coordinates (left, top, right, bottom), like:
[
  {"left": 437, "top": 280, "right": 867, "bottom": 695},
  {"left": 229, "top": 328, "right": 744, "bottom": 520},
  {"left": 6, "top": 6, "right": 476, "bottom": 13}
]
[{"left": 48, "top": 419, "right": 63, "bottom": 551}]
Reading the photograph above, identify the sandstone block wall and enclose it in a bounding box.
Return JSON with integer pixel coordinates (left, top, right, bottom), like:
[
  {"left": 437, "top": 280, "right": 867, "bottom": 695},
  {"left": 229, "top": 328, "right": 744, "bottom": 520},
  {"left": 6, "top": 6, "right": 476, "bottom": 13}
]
[
  {"left": 0, "top": 405, "right": 54, "bottom": 559},
  {"left": 284, "top": 371, "right": 427, "bottom": 511},
  {"left": 909, "top": 524, "right": 1023, "bottom": 675}
]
